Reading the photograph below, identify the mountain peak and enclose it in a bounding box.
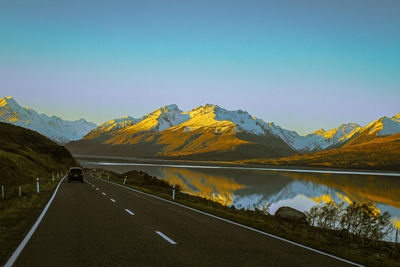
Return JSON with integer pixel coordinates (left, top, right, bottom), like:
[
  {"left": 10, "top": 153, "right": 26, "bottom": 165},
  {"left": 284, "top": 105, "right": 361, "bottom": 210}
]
[
  {"left": 312, "top": 128, "right": 326, "bottom": 135},
  {"left": 339, "top": 122, "right": 360, "bottom": 128},
  {"left": 0, "top": 96, "right": 21, "bottom": 109},
  {"left": 1, "top": 96, "right": 97, "bottom": 143},
  {"left": 157, "top": 104, "right": 181, "bottom": 113}
]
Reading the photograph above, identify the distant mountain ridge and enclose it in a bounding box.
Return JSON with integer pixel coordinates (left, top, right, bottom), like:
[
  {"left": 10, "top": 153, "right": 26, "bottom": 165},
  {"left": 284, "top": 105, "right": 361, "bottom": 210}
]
[
  {"left": 82, "top": 104, "right": 400, "bottom": 153},
  {"left": 2, "top": 96, "right": 399, "bottom": 160},
  {"left": 69, "top": 104, "right": 295, "bottom": 160},
  {"left": 68, "top": 103, "right": 400, "bottom": 161},
  {"left": 0, "top": 96, "right": 97, "bottom": 143}
]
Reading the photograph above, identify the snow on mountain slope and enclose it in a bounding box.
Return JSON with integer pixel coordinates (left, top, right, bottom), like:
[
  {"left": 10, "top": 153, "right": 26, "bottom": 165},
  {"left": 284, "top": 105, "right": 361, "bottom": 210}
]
[
  {"left": 168, "top": 104, "right": 267, "bottom": 135},
  {"left": 366, "top": 116, "right": 400, "bottom": 136},
  {"left": 79, "top": 102, "right": 400, "bottom": 152},
  {"left": 314, "top": 123, "right": 362, "bottom": 142},
  {"left": 341, "top": 114, "right": 400, "bottom": 147},
  {"left": 84, "top": 116, "right": 141, "bottom": 138},
  {"left": 97, "top": 105, "right": 192, "bottom": 145},
  {"left": 0, "top": 96, "right": 97, "bottom": 143},
  {"left": 256, "top": 120, "right": 361, "bottom": 151}
]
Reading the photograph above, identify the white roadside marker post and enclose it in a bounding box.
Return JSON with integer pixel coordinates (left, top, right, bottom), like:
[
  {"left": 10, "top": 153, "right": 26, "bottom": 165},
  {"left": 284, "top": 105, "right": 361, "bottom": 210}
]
[
  {"left": 108, "top": 175, "right": 110, "bottom": 180},
  {"left": 123, "top": 176, "right": 127, "bottom": 184},
  {"left": 52, "top": 172, "right": 55, "bottom": 182},
  {"left": 36, "top": 178, "right": 40, "bottom": 194},
  {"left": 172, "top": 185, "right": 175, "bottom": 200},
  {"left": 1, "top": 185, "right": 4, "bottom": 200},
  {"left": 19, "top": 187, "right": 22, "bottom": 197}
]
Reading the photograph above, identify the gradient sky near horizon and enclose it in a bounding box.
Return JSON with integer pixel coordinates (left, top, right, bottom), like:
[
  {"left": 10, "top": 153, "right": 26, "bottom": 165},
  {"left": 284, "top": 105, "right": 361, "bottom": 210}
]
[{"left": 1, "top": 0, "right": 399, "bottom": 135}]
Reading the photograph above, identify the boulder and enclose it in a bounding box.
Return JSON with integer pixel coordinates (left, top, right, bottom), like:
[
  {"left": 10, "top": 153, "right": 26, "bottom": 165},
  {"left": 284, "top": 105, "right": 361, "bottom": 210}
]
[{"left": 274, "top": 206, "right": 307, "bottom": 224}]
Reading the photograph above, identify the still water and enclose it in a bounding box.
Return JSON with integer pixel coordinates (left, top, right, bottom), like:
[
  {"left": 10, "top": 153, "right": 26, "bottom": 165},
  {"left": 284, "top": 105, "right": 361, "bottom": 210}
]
[{"left": 81, "top": 160, "right": 400, "bottom": 235}]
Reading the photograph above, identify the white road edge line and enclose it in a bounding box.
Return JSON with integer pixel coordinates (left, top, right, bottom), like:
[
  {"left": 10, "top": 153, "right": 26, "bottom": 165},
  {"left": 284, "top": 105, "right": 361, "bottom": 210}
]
[
  {"left": 110, "top": 198, "right": 116, "bottom": 203},
  {"left": 156, "top": 231, "right": 177, "bottom": 245},
  {"left": 124, "top": 209, "right": 135, "bottom": 215},
  {"left": 102, "top": 192, "right": 106, "bottom": 196},
  {"left": 5, "top": 177, "right": 66, "bottom": 267},
  {"left": 95, "top": 177, "right": 364, "bottom": 267}
]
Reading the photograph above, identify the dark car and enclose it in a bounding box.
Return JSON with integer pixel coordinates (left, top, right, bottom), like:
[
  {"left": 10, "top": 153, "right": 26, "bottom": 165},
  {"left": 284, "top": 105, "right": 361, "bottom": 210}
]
[{"left": 68, "top": 167, "right": 84, "bottom": 183}]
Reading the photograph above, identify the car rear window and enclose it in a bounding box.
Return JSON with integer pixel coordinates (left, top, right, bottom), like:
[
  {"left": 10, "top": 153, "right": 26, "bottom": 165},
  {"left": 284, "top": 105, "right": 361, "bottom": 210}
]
[{"left": 70, "top": 169, "right": 83, "bottom": 174}]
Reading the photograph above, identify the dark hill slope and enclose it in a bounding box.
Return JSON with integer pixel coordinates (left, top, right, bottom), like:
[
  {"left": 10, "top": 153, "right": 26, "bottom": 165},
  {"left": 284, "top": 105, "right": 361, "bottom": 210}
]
[{"left": 0, "top": 122, "right": 78, "bottom": 186}]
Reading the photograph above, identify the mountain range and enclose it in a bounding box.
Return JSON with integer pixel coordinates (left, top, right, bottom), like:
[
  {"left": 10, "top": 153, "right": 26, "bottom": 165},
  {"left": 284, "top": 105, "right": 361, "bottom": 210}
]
[
  {"left": 0, "top": 96, "right": 97, "bottom": 143},
  {"left": 67, "top": 103, "right": 400, "bottom": 161},
  {"left": 67, "top": 104, "right": 294, "bottom": 160},
  {"left": 2, "top": 96, "right": 399, "bottom": 162}
]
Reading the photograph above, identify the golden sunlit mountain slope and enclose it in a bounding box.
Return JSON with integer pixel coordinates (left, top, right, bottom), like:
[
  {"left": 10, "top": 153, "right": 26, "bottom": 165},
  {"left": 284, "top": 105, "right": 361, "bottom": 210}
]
[
  {"left": 67, "top": 105, "right": 295, "bottom": 160},
  {"left": 245, "top": 133, "right": 400, "bottom": 170},
  {"left": 339, "top": 115, "right": 400, "bottom": 147}
]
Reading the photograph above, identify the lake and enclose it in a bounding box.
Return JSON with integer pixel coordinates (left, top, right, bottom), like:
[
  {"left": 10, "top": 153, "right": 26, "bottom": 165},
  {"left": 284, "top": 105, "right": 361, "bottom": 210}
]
[{"left": 80, "top": 159, "right": 400, "bottom": 239}]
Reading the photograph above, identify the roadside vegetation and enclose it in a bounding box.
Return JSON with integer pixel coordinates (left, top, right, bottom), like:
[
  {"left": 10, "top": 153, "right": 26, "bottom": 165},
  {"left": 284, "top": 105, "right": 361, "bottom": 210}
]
[
  {"left": 306, "top": 201, "right": 395, "bottom": 245},
  {"left": 93, "top": 168, "right": 400, "bottom": 267},
  {"left": 0, "top": 122, "right": 78, "bottom": 264}
]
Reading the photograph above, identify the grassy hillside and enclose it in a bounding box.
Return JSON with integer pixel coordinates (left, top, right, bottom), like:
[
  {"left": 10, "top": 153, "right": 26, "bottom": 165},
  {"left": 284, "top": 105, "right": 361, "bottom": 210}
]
[
  {"left": 244, "top": 133, "right": 400, "bottom": 170},
  {"left": 0, "top": 122, "right": 78, "bottom": 186},
  {"left": 67, "top": 129, "right": 295, "bottom": 161}
]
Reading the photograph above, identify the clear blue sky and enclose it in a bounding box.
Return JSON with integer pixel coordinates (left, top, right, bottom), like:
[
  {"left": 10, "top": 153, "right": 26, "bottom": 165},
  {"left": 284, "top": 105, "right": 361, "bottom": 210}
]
[{"left": 1, "top": 0, "right": 399, "bottom": 134}]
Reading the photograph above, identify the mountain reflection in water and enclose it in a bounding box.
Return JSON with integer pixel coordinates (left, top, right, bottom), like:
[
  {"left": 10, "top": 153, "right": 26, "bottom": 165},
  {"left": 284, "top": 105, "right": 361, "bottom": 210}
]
[{"left": 82, "top": 161, "right": 400, "bottom": 234}]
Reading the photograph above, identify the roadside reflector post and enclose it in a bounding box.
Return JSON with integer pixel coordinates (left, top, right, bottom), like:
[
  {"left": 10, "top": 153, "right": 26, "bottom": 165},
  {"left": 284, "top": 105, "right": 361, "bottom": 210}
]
[
  {"left": 19, "top": 187, "right": 22, "bottom": 197},
  {"left": 172, "top": 185, "right": 175, "bottom": 200},
  {"left": 52, "top": 172, "right": 55, "bottom": 182},
  {"left": 57, "top": 172, "right": 59, "bottom": 178},
  {"left": 1, "top": 185, "right": 4, "bottom": 200},
  {"left": 123, "top": 176, "right": 127, "bottom": 184},
  {"left": 108, "top": 175, "right": 110, "bottom": 180},
  {"left": 36, "top": 178, "right": 40, "bottom": 194}
]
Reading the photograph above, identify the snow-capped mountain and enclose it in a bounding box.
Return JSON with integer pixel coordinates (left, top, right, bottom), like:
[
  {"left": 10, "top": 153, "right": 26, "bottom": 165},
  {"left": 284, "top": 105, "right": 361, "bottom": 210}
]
[
  {"left": 364, "top": 115, "right": 400, "bottom": 136},
  {"left": 70, "top": 104, "right": 294, "bottom": 160},
  {"left": 125, "top": 104, "right": 190, "bottom": 133},
  {"left": 168, "top": 104, "right": 268, "bottom": 135},
  {"left": 84, "top": 104, "right": 191, "bottom": 140},
  {"left": 0, "top": 96, "right": 97, "bottom": 143},
  {"left": 85, "top": 104, "right": 268, "bottom": 138},
  {"left": 254, "top": 120, "right": 362, "bottom": 151},
  {"left": 81, "top": 103, "right": 400, "bottom": 154},
  {"left": 342, "top": 114, "right": 400, "bottom": 146}
]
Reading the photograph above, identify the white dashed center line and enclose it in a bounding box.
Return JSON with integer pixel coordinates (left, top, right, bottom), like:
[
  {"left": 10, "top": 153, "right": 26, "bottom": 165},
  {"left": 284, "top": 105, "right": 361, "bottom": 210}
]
[
  {"left": 124, "top": 209, "right": 135, "bottom": 215},
  {"left": 155, "top": 231, "right": 177, "bottom": 245},
  {"left": 102, "top": 192, "right": 106, "bottom": 196},
  {"left": 110, "top": 199, "right": 116, "bottom": 203},
  {"left": 96, "top": 188, "right": 99, "bottom": 191}
]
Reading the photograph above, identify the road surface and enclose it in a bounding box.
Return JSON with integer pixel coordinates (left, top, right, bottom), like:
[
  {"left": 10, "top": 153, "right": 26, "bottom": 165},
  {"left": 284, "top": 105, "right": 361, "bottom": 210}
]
[{"left": 12, "top": 174, "right": 357, "bottom": 266}]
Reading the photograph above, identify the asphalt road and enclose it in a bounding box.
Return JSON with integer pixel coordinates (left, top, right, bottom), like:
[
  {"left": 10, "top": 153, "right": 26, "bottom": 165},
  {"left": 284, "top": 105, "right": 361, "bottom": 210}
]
[{"left": 13, "top": 174, "right": 357, "bottom": 266}]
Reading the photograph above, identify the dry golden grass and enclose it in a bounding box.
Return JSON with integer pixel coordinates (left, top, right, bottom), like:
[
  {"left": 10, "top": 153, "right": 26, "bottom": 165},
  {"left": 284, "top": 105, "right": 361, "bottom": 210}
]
[{"left": 245, "top": 133, "right": 400, "bottom": 170}]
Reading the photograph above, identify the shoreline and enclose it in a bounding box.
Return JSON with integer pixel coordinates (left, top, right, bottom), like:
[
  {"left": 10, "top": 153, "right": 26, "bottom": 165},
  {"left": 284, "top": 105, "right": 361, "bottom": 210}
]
[{"left": 74, "top": 154, "right": 400, "bottom": 176}]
